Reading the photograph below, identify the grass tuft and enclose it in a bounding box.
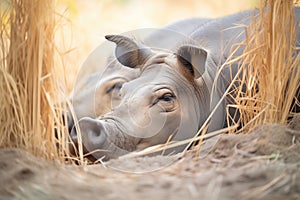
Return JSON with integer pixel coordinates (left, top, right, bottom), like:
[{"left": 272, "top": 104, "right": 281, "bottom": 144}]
[
  {"left": 226, "top": 0, "right": 300, "bottom": 133},
  {"left": 0, "top": 0, "right": 73, "bottom": 162}
]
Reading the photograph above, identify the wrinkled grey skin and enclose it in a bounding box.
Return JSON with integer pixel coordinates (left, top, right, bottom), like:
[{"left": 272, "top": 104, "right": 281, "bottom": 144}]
[
  {"left": 74, "top": 8, "right": 300, "bottom": 160},
  {"left": 68, "top": 18, "right": 211, "bottom": 131}
]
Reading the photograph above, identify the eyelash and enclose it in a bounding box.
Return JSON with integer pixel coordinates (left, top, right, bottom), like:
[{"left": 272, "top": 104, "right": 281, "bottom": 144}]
[
  {"left": 152, "top": 93, "right": 176, "bottom": 106},
  {"left": 157, "top": 93, "right": 176, "bottom": 102}
]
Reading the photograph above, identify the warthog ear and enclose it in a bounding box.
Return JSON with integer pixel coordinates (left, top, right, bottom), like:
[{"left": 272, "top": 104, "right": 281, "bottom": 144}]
[
  {"left": 105, "top": 34, "right": 152, "bottom": 68},
  {"left": 177, "top": 45, "right": 207, "bottom": 79}
]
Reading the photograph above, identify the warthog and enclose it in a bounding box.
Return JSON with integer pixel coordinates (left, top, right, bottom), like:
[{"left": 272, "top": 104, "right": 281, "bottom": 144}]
[
  {"left": 72, "top": 8, "right": 300, "bottom": 160},
  {"left": 68, "top": 18, "right": 211, "bottom": 150}
]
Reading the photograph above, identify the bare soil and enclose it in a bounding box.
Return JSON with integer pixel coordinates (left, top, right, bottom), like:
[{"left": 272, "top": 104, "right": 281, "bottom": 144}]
[{"left": 1, "top": 115, "right": 300, "bottom": 200}]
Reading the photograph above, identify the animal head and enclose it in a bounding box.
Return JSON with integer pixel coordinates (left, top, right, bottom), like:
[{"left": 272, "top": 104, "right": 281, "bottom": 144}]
[{"left": 71, "top": 35, "right": 223, "bottom": 160}]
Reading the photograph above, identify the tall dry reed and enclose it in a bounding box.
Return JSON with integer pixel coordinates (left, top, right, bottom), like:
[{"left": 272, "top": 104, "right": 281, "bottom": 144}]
[
  {"left": 0, "top": 0, "right": 72, "bottom": 162},
  {"left": 226, "top": 0, "right": 300, "bottom": 133}
]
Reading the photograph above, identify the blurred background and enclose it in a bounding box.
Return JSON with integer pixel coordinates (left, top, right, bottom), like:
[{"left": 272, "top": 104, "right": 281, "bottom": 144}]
[{"left": 56, "top": 0, "right": 255, "bottom": 93}]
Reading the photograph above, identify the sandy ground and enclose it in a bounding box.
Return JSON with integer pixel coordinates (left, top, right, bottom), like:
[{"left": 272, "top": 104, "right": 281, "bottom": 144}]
[{"left": 1, "top": 115, "right": 300, "bottom": 200}]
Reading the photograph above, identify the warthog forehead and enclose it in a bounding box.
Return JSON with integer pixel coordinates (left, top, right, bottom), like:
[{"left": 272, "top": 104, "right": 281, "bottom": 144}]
[
  {"left": 140, "top": 66, "right": 189, "bottom": 89},
  {"left": 142, "top": 53, "right": 176, "bottom": 70},
  {"left": 140, "top": 54, "right": 199, "bottom": 90}
]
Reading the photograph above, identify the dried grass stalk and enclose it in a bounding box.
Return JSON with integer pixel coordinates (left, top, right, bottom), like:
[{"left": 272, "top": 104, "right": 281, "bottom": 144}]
[
  {"left": 0, "top": 0, "right": 71, "bottom": 162},
  {"left": 227, "top": 0, "right": 299, "bottom": 133}
]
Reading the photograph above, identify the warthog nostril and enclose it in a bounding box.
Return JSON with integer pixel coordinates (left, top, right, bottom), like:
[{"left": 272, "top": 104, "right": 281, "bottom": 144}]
[{"left": 74, "top": 117, "right": 107, "bottom": 153}]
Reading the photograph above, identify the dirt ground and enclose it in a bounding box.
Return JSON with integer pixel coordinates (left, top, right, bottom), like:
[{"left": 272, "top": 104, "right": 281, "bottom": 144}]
[{"left": 1, "top": 115, "right": 300, "bottom": 200}]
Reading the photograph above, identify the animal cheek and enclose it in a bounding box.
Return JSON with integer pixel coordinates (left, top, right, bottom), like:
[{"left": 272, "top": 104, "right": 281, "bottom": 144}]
[
  {"left": 158, "top": 101, "right": 179, "bottom": 113},
  {"left": 110, "top": 94, "right": 122, "bottom": 108}
]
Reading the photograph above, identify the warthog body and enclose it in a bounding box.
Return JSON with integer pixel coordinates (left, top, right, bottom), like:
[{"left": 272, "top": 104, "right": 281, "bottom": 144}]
[{"left": 73, "top": 8, "right": 300, "bottom": 160}]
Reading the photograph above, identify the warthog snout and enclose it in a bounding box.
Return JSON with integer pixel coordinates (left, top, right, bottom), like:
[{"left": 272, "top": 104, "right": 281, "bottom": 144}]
[{"left": 70, "top": 117, "right": 107, "bottom": 155}]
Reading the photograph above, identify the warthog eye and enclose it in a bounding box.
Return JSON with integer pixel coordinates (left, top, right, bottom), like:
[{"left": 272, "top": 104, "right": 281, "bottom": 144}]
[
  {"left": 158, "top": 93, "right": 176, "bottom": 102},
  {"left": 106, "top": 82, "right": 123, "bottom": 94},
  {"left": 152, "top": 89, "right": 177, "bottom": 111}
]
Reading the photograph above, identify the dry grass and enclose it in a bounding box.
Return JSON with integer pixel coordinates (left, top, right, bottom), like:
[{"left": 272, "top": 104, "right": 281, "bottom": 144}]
[
  {"left": 225, "top": 0, "right": 300, "bottom": 133},
  {"left": 0, "top": 0, "right": 72, "bottom": 162}
]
